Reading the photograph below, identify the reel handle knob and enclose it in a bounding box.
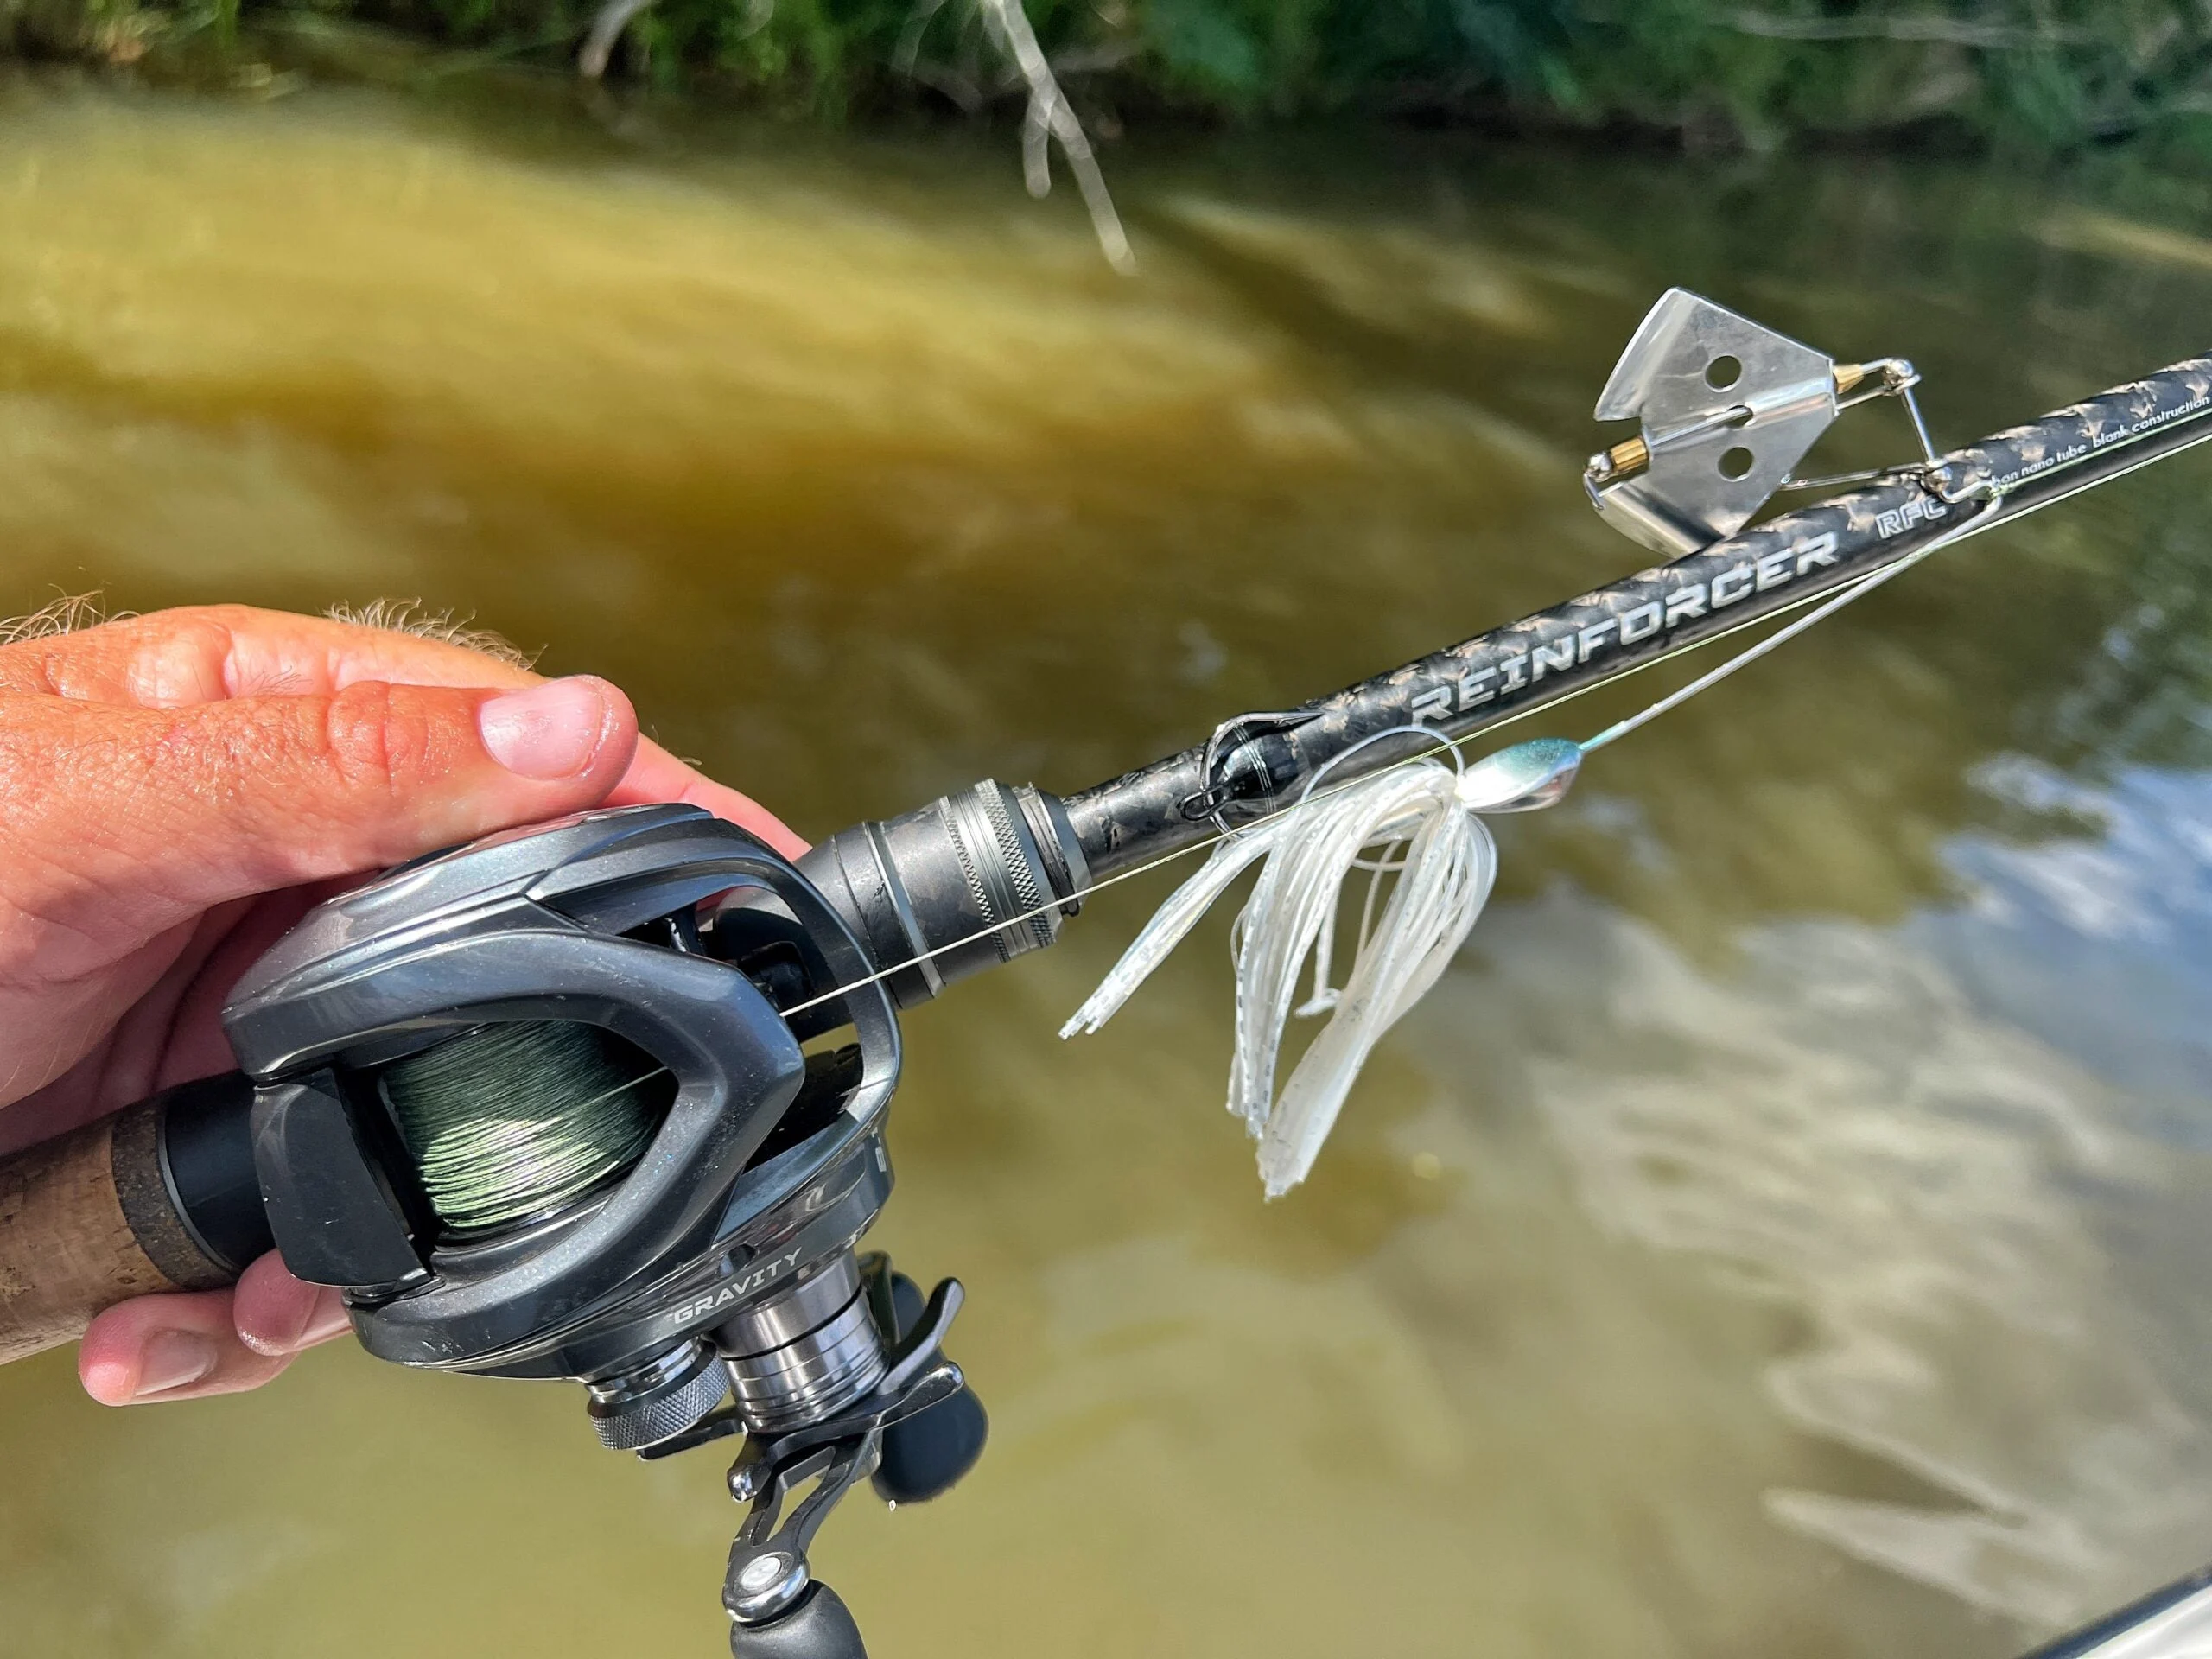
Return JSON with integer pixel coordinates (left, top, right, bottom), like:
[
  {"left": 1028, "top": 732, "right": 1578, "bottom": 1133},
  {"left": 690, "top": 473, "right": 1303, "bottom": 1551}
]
[
  {"left": 874, "top": 1383, "right": 988, "bottom": 1505},
  {"left": 871, "top": 1269, "right": 989, "bottom": 1505},
  {"left": 728, "top": 1583, "right": 868, "bottom": 1659}
]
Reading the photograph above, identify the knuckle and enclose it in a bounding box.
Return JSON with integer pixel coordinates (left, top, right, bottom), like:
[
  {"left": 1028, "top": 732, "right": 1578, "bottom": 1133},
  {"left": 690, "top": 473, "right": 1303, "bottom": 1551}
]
[
  {"left": 131, "top": 611, "right": 247, "bottom": 704},
  {"left": 318, "top": 682, "right": 399, "bottom": 791},
  {"left": 318, "top": 681, "right": 444, "bottom": 797}
]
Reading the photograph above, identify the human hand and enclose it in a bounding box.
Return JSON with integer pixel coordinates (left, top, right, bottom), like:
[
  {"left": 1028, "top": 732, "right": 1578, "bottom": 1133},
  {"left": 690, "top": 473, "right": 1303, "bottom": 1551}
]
[{"left": 0, "top": 604, "right": 802, "bottom": 1407}]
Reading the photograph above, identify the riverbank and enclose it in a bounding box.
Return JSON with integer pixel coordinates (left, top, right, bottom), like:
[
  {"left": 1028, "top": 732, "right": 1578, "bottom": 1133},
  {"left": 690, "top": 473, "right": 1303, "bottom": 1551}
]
[{"left": 5, "top": 0, "right": 2211, "bottom": 171}]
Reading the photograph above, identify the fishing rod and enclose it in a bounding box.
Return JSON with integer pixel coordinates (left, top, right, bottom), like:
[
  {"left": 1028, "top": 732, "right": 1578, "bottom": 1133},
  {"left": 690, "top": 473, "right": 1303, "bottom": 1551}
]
[{"left": 0, "top": 290, "right": 2206, "bottom": 1659}]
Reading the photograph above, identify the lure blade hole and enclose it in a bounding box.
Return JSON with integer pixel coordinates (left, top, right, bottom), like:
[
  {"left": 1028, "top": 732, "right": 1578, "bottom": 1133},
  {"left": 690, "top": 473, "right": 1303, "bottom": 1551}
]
[
  {"left": 1719, "top": 445, "right": 1756, "bottom": 480},
  {"left": 1706, "top": 353, "right": 1743, "bottom": 391}
]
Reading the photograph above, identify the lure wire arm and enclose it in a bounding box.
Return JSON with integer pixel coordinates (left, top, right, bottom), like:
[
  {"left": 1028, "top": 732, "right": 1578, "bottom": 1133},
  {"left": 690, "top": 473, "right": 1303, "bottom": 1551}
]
[
  {"left": 1578, "top": 490, "right": 2006, "bottom": 755},
  {"left": 1780, "top": 356, "right": 1944, "bottom": 494}
]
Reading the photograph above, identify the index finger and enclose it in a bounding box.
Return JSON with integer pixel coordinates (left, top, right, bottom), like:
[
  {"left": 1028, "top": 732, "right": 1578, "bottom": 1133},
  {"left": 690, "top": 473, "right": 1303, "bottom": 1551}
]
[
  {"left": 0, "top": 603, "right": 543, "bottom": 702},
  {"left": 0, "top": 603, "right": 805, "bottom": 853}
]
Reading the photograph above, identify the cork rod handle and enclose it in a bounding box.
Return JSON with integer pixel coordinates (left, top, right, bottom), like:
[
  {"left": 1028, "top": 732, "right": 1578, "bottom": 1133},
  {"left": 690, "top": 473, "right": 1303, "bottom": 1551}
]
[{"left": 0, "top": 1079, "right": 258, "bottom": 1364}]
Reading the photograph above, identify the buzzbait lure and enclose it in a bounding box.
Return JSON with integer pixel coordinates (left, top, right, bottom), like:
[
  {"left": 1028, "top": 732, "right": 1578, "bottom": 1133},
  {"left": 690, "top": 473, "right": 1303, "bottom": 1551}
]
[
  {"left": 1064, "top": 482, "right": 2005, "bottom": 1197},
  {"left": 1062, "top": 734, "right": 1564, "bottom": 1195}
]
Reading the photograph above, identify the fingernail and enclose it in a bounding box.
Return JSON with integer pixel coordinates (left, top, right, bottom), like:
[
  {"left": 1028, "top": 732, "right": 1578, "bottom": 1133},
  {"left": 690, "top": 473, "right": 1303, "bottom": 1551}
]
[
  {"left": 479, "top": 677, "right": 613, "bottom": 781},
  {"left": 135, "top": 1332, "right": 218, "bottom": 1400}
]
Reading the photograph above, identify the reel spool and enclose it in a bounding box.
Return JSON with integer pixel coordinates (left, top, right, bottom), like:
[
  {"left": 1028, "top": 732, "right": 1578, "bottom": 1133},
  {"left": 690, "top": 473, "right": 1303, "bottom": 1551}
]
[
  {"left": 219, "top": 804, "right": 991, "bottom": 1658},
  {"left": 378, "top": 1020, "right": 671, "bottom": 1236}
]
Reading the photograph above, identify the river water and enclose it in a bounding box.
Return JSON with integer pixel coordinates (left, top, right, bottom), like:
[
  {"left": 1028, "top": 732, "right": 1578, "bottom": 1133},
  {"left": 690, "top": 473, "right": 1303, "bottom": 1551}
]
[{"left": 3, "top": 66, "right": 2212, "bottom": 1659}]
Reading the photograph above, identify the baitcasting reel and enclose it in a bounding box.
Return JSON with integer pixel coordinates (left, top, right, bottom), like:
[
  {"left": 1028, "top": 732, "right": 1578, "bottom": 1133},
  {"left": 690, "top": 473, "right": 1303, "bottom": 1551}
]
[
  {"left": 213, "top": 799, "right": 1072, "bottom": 1656},
  {"left": 0, "top": 760, "right": 1092, "bottom": 1652}
]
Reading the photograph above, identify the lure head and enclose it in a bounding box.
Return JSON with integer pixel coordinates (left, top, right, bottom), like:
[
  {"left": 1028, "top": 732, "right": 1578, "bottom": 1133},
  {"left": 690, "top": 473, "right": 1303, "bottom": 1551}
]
[{"left": 1458, "top": 737, "right": 1582, "bottom": 814}]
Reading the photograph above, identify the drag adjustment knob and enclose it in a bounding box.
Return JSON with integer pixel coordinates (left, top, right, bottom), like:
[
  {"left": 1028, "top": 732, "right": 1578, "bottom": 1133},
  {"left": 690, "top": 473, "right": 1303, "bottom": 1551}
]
[
  {"left": 872, "top": 1272, "right": 989, "bottom": 1505},
  {"left": 587, "top": 1340, "right": 730, "bottom": 1452},
  {"left": 728, "top": 1583, "right": 868, "bottom": 1659}
]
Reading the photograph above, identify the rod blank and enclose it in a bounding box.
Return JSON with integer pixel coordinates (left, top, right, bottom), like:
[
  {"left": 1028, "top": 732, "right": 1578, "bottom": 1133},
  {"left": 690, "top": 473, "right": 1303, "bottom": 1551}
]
[{"left": 1065, "top": 353, "right": 2212, "bottom": 880}]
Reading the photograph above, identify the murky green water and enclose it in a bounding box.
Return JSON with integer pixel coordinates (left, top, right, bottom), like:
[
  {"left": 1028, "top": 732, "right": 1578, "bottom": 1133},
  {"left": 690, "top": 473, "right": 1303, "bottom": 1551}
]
[{"left": 4, "top": 67, "right": 2212, "bottom": 1659}]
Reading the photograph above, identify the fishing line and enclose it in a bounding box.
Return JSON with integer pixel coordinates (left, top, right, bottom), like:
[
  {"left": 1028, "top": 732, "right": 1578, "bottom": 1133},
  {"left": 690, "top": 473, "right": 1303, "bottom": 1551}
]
[
  {"left": 1581, "top": 492, "right": 2004, "bottom": 753},
  {"left": 776, "top": 494, "right": 2008, "bottom": 1032},
  {"left": 351, "top": 485, "right": 2009, "bottom": 1233}
]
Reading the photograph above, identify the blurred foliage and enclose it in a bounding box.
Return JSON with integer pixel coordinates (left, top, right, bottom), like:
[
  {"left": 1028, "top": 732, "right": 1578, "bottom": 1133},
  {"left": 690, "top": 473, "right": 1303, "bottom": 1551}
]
[{"left": 9, "top": 0, "right": 2212, "bottom": 163}]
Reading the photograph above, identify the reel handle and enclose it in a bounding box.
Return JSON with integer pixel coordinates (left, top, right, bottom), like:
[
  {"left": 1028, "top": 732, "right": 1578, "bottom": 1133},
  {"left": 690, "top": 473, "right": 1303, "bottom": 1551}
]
[
  {"left": 0, "top": 1072, "right": 266, "bottom": 1363},
  {"left": 729, "top": 1583, "right": 868, "bottom": 1659}
]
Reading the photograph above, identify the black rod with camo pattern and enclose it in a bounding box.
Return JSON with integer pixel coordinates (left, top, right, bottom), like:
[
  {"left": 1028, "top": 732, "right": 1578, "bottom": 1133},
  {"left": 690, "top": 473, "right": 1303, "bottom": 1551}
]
[{"left": 1065, "top": 353, "right": 2212, "bottom": 881}]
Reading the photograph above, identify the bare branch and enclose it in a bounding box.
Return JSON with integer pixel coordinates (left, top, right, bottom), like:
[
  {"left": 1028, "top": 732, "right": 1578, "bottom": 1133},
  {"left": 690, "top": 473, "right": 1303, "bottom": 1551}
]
[
  {"left": 577, "top": 0, "right": 655, "bottom": 79},
  {"left": 972, "top": 0, "right": 1135, "bottom": 272},
  {"left": 1046, "top": 38, "right": 1144, "bottom": 76},
  {"left": 732, "top": 0, "right": 774, "bottom": 42},
  {"left": 895, "top": 0, "right": 957, "bottom": 73}
]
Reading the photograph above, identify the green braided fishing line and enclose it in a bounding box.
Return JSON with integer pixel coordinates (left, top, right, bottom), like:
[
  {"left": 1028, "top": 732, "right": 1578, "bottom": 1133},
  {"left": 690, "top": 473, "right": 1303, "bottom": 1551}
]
[{"left": 378, "top": 1021, "right": 669, "bottom": 1235}]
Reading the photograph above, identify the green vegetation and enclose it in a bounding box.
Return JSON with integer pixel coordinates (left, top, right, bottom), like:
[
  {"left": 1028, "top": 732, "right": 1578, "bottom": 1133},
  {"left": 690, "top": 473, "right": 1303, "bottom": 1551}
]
[{"left": 10, "top": 0, "right": 2212, "bottom": 164}]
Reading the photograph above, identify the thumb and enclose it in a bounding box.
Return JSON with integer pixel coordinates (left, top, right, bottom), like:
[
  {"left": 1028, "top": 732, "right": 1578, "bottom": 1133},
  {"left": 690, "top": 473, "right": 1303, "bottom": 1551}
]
[{"left": 1, "top": 675, "right": 641, "bottom": 948}]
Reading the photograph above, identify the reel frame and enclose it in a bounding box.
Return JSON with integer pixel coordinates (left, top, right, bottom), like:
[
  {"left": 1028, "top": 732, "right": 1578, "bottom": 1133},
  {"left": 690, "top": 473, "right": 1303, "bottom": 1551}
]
[{"left": 219, "top": 803, "right": 983, "bottom": 1659}]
